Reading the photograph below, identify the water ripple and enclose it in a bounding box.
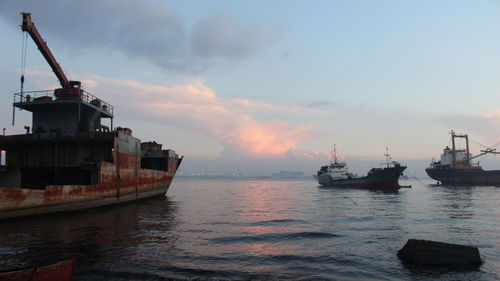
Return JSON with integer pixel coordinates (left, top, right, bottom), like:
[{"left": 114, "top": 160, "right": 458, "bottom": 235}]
[
  {"left": 208, "top": 231, "right": 340, "bottom": 244},
  {"left": 1, "top": 179, "right": 499, "bottom": 280}
]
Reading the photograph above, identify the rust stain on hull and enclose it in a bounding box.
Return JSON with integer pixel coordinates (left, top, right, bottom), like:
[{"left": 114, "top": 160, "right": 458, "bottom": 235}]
[{"left": 0, "top": 153, "right": 180, "bottom": 220}]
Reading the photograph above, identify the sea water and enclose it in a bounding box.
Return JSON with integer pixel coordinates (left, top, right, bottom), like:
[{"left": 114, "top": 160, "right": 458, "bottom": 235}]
[{"left": 0, "top": 178, "right": 499, "bottom": 280}]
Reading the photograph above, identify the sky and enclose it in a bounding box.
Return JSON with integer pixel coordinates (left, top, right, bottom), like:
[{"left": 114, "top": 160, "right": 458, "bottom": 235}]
[{"left": 1, "top": 0, "right": 500, "bottom": 176}]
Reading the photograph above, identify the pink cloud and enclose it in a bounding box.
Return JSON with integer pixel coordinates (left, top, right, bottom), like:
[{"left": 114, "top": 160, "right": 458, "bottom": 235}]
[
  {"left": 82, "top": 75, "right": 317, "bottom": 157},
  {"left": 479, "top": 110, "right": 500, "bottom": 119}
]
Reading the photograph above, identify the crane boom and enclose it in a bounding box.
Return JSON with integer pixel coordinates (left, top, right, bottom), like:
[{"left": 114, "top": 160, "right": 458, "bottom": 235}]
[
  {"left": 21, "top": 12, "right": 81, "bottom": 98},
  {"left": 471, "top": 148, "right": 500, "bottom": 160}
]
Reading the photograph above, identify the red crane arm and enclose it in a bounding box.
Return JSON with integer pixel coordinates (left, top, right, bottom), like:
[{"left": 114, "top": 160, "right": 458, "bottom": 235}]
[{"left": 21, "top": 12, "right": 71, "bottom": 89}]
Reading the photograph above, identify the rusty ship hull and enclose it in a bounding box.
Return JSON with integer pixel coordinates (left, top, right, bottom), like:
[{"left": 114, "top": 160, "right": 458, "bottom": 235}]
[
  {"left": 0, "top": 131, "right": 182, "bottom": 220},
  {"left": 0, "top": 159, "right": 180, "bottom": 220}
]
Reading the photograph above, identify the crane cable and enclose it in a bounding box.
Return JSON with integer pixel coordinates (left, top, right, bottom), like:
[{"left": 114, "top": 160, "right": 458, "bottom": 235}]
[
  {"left": 471, "top": 139, "right": 500, "bottom": 157},
  {"left": 20, "top": 31, "right": 28, "bottom": 94},
  {"left": 13, "top": 32, "right": 28, "bottom": 126}
]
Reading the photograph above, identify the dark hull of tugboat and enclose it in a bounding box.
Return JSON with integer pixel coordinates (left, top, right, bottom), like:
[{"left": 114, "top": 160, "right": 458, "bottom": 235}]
[
  {"left": 425, "top": 167, "right": 500, "bottom": 186},
  {"left": 318, "top": 165, "right": 406, "bottom": 189}
]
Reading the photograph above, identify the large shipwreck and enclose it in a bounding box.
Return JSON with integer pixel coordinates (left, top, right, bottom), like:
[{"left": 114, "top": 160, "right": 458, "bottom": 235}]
[{"left": 0, "top": 13, "right": 182, "bottom": 219}]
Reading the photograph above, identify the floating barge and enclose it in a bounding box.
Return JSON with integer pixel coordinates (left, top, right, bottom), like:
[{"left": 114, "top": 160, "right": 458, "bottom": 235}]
[{"left": 0, "top": 13, "right": 182, "bottom": 219}]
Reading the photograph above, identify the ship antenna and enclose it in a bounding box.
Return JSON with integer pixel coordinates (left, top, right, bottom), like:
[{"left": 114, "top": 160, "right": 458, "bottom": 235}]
[
  {"left": 330, "top": 144, "right": 341, "bottom": 164},
  {"left": 384, "top": 147, "right": 391, "bottom": 167},
  {"left": 333, "top": 144, "right": 338, "bottom": 164},
  {"left": 332, "top": 144, "right": 337, "bottom": 164}
]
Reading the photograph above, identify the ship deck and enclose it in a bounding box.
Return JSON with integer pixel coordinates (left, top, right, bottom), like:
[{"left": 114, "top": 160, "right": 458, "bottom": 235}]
[{"left": 13, "top": 90, "right": 113, "bottom": 119}]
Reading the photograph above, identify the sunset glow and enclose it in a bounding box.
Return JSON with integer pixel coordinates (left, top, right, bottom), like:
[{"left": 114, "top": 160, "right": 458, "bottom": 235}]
[
  {"left": 2, "top": 0, "right": 500, "bottom": 175},
  {"left": 79, "top": 75, "right": 316, "bottom": 157}
]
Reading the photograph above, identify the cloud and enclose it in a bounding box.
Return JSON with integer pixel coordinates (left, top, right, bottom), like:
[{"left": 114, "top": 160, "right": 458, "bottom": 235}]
[
  {"left": 306, "top": 101, "right": 334, "bottom": 108},
  {"left": 190, "top": 12, "right": 271, "bottom": 60},
  {"left": 479, "top": 109, "right": 500, "bottom": 119},
  {"left": 0, "top": 0, "right": 271, "bottom": 73},
  {"left": 435, "top": 110, "right": 500, "bottom": 145},
  {"left": 281, "top": 48, "right": 295, "bottom": 58},
  {"left": 22, "top": 68, "right": 60, "bottom": 90},
  {"left": 76, "top": 74, "right": 318, "bottom": 157}
]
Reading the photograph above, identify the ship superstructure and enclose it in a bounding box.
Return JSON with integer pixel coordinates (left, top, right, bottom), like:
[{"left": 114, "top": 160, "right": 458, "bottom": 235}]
[{"left": 317, "top": 145, "right": 352, "bottom": 180}]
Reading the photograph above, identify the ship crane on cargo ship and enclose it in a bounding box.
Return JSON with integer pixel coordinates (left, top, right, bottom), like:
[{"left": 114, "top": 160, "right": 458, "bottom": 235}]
[
  {"left": 15, "top": 12, "right": 114, "bottom": 130},
  {"left": 13, "top": 12, "right": 114, "bottom": 132},
  {"left": 21, "top": 12, "right": 82, "bottom": 98}
]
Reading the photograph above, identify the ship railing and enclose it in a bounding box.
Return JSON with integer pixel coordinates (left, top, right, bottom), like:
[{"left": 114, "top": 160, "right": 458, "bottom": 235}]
[
  {"left": 79, "top": 90, "right": 114, "bottom": 116},
  {"left": 379, "top": 160, "right": 408, "bottom": 168},
  {"left": 13, "top": 90, "right": 53, "bottom": 102},
  {"left": 13, "top": 89, "right": 114, "bottom": 116}
]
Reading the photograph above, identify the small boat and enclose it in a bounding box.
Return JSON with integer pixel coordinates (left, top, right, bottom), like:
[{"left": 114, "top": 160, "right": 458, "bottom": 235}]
[
  {"left": 0, "top": 260, "right": 74, "bottom": 281},
  {"left": 317, "top": 146, "right": 407, "bottom": 189}
]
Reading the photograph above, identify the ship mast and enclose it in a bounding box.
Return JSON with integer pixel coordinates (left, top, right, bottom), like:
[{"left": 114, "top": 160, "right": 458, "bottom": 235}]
[
  {"left": 332, "top": 144, "right": 338, "bottom": 164},
  {"left": 384, "top": 147, "right": 391, "bottom": 168},
  {"left": 449, "top": 130, "right": 500, "bottom": 167},
  {"left": 450, "top": 130, "right": 471, "bottom": 167}
]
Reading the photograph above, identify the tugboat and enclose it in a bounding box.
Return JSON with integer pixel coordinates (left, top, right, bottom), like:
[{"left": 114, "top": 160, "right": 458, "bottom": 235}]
[
  {"left": 0, "top": 13, "right": 182, "bottom": 219},
  {"left": 317, "top": 146, "right": 406, "bottom": 189},
  {"left": 426, "top": 131, "right": 500, "bottom": 185}
]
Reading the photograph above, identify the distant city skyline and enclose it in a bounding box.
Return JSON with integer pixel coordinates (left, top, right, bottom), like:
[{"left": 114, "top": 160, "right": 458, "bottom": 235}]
[{"left": 1, "top": 0, "right": 500, "bottom": 175}]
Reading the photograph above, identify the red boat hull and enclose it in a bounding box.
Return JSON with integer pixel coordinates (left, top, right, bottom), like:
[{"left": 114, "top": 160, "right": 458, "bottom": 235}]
[{"left": 0, "top": 260, "right": 74, "bottom": 281}]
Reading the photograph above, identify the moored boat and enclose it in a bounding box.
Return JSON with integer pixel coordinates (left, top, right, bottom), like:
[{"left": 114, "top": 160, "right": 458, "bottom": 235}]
[
  {"left": 425, "top": 131, "right": 500, "bottom": 185},
  {"left": 0, "top": 13, "right": 182, "bottom": 220},
  {"left": 0, "top": 260, "right": 74, "bottom": 281},
  {"left": 317, "top": 146, "right": 406, "bottom": 189}
]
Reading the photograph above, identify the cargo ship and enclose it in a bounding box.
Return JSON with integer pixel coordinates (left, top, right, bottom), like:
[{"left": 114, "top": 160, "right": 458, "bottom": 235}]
[
  {"left": 426, "top": 131, "right": 500, "bottom": 185},
  {"left": 0, "top": 13, "right": 182, "bottom": 219},
  {"left": 317, "top": 146, "right": 406, "bottom": 189}
]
